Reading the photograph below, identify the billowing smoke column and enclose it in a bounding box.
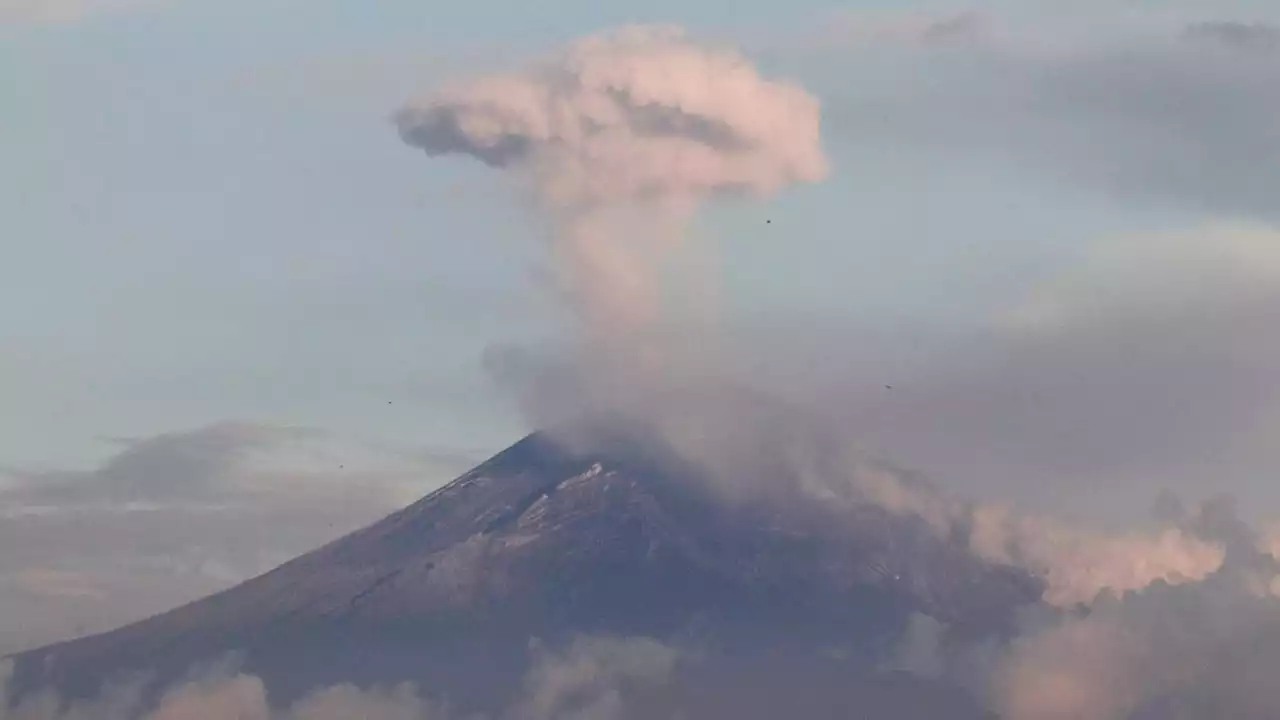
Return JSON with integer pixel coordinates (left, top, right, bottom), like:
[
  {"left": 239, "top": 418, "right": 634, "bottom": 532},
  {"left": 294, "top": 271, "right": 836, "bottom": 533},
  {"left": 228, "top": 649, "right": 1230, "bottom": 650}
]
[{"left": 395, "top": 25, "right": 828, "bottom": 340}]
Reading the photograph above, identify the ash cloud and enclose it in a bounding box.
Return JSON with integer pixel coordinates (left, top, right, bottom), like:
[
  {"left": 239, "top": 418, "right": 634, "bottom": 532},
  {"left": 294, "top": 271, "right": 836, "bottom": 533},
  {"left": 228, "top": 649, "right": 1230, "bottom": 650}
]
[
  {"left": 966, "top": 505, "right": 1225, "bottom": 607},
  {"left": 985, "top": 502, "right": 1280, "bottom": 719},
  {"left": 448, "top": 22, "right": 1280, "bottom": 708},
  {"left": 483, "top": 211, "right": 1280, "bottom": 615},
  {"left": 868, "top": 500, "right": 1280, "bottom": 719},
  {"left": 396, "top": 25, "right": 826, "bottom": 207},
  {"left": 485, "top": 335, "right": 1232, "bottom": 611},
  {"left": 395, "top": 25, "right": 827, "bottom": 336}
]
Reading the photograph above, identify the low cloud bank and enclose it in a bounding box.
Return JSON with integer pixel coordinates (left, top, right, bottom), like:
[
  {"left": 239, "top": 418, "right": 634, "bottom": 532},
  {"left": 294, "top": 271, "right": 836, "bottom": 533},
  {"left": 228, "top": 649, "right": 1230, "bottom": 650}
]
[{"left": 2, "top": 636, "right": 675, "bottom": 720}]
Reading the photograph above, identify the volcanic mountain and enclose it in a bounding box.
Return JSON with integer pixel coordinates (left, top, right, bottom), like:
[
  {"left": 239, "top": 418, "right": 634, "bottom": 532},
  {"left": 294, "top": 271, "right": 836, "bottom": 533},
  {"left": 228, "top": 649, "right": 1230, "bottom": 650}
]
[{"left": 5, "top": 410, "right": 1046, "bottom": 718}]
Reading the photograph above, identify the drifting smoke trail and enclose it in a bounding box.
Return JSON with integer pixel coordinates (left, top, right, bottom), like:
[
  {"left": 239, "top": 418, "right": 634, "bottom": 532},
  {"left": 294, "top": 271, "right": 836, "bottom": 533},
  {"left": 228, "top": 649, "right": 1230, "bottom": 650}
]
[{"left": 395, "top": 25, "right": 828, "bottom": 341}]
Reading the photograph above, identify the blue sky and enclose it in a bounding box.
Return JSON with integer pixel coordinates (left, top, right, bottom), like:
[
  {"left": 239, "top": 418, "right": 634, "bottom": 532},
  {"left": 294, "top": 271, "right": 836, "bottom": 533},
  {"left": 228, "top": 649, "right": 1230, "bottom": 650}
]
[{"left": 3, "top": 0, "right": 1280, "bottom": 653}]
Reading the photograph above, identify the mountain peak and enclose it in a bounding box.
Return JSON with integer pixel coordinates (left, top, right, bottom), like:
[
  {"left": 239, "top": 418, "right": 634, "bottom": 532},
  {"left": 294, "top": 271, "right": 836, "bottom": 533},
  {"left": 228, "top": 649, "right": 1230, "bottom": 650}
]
[{"left": 8, "top": 429, "right": 1042, "bottom": 717}]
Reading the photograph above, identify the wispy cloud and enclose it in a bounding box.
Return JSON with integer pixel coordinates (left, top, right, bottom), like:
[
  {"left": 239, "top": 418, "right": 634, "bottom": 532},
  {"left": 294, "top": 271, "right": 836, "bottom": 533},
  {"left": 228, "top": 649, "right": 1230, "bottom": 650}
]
[{"left": 0, "top": 423, "right": 469, "bottom": 655}]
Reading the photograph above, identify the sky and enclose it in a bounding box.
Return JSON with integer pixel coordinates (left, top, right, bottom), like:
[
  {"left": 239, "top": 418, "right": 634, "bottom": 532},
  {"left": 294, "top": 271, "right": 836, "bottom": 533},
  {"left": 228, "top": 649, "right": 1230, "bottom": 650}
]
[{"left": 3, "top": 0, "right": 1280, "bottom": 659}]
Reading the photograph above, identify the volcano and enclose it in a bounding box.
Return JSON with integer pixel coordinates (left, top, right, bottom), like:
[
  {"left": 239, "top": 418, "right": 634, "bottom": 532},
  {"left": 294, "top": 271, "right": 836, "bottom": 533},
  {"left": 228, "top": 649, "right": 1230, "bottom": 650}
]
[{"left": 5, "top": 419, "right": 1045, "bottom": 718}]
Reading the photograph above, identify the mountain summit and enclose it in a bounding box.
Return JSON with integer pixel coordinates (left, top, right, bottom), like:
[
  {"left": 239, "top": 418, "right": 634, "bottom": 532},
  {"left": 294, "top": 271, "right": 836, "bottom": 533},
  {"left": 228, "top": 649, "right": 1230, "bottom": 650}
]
[{"left": 6, "top": 418, "right": 1045, "bottom": 718}]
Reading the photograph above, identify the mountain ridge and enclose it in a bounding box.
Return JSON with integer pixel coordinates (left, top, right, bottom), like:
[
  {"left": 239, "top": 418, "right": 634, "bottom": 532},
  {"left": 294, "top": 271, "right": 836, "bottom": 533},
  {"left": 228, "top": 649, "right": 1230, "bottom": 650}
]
[{"left": 6, "top": 427, "right": 1045, "bottom": 717}]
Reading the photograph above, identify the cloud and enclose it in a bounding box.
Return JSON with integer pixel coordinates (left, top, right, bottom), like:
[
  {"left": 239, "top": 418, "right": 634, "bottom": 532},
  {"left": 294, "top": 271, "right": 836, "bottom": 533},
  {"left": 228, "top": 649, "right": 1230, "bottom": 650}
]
[
  {"left": 882, "top": 613, "right": 948, "bottom": 679},
  {"left": 1184, "top": 21, "right": 1280, "bottom": 51},
  {"left": 1, "top": 422, "right": 460, "bottom": 511},
  {"left": 992, "top": 608, "right": 1148, "bottom": 720},
  {"left": 486, "top": 340, "right": 1233, "bottom": 611},
  {"left": 146, "top": 673, "right": 270, "bottom": 720},
  {"left": 286, "top": 683, "right": 431, "bottom": 720},
  {"left": 872, "top": 502, "right": 1280, "bottom": 719},
  {"left": 716, "top": 219, "right": 1280, "bottom": 525},
  {"left": 1005, "top": 222, "right": 1280, "bottom": 329},
  {"left": 0, "top": 636, "right": 675, "bottom": 720},
  {"left": 513, "top": 636, "right": 679, "bottom": 720},
  {"left": 4, "top": 423, "right": 294, "bottom": 506},
  {"left": 817, "top": 18, "right": 1280, "bottom": 222},
  {"left": 397, "top": 25, "right": 826, "bottom": 338},
  {"left": 966, "top": 504, "right": 1225, "bottom": 607},
  {"left": 1, "top": 662, "right": 430, "bottom": 720},
  {"left": 986, "top": 512, "right": 1280, "bottom": 719},
  {"left": 0, "top": 424, "right": 464, "bottom": 656},
  {"left": 807, "top": 9, "right": 989, "bottom": 48},
  {"left": 397, "top": 25, "right": 826, "bottom": 208},
  {"left": 12, "top": 571, "right": 103, "bottom": 600}
]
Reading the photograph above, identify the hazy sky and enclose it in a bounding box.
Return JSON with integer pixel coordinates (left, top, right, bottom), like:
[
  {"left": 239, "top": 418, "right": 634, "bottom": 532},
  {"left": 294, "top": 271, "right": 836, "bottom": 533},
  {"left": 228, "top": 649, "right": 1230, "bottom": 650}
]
[
  {"left": 3, "top": 0, "right": 1280, "bottom": 654},
  {"left": 5, "top": 0, "right": 1276, "bottom": 471}
]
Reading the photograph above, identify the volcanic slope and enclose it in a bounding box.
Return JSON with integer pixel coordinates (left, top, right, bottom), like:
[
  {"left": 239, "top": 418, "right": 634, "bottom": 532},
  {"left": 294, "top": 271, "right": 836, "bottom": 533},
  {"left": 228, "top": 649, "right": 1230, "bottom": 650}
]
[{"left": 7, "top": 425, "right": 1044, "bottom": 718}]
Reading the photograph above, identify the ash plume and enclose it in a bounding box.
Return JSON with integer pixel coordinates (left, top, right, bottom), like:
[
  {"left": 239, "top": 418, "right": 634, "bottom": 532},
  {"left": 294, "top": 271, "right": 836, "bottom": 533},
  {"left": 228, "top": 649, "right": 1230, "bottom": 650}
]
[{"left": 395, "top": 25, "right": 828, "bottom": 340}]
